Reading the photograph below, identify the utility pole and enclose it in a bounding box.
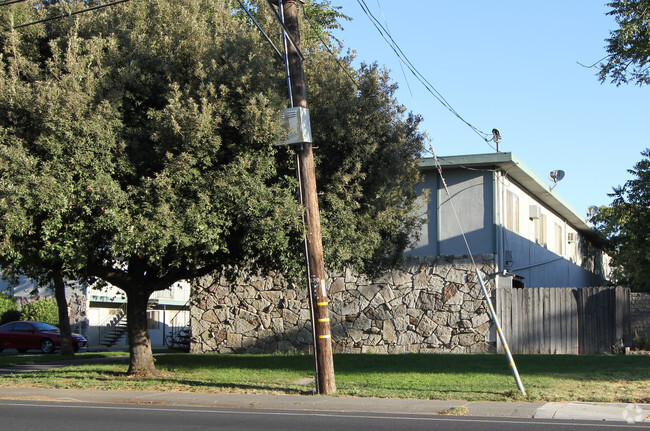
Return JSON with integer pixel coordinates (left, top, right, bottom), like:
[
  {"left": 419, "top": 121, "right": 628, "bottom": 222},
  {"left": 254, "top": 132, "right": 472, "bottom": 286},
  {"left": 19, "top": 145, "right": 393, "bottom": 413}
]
[{"left": 278, "top": 0, "right": 336, "bottom": 394}]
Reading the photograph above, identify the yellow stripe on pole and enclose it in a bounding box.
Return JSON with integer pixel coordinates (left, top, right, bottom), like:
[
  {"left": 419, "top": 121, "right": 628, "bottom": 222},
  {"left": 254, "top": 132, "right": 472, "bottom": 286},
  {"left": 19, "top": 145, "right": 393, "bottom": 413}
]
[
  {"left": 319, "top": 334, "right": 331, "bottom": 339},
  {"left": 317, "top": 302, "right": 328, "bottom": 306},
  {"left": 318, "top": 318, "right": 330, "bottom": 322}
]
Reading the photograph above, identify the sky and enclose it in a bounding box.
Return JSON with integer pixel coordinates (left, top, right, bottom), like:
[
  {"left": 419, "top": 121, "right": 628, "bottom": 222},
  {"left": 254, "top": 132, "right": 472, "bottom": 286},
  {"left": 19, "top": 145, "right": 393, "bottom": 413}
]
[{"left": 330, "top": 1, "right": 650, "bottom": 219}]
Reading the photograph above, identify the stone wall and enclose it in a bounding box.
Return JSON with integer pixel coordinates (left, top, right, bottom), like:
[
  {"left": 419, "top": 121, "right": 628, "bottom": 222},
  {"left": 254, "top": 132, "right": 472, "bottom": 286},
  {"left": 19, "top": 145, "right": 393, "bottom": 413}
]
[
  {"left": 631, "top": 292, "right": 650, "bottom": 347},
  {"left": 190, "top": 255, "right": 497, "bottom": 354},
  {"left": 66, "top": 291, "right": 89, "bottom": 338}
]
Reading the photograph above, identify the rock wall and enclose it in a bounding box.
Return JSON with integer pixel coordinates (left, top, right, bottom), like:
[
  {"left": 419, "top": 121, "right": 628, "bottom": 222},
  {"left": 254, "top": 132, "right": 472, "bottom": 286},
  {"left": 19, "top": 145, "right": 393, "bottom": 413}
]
[
  {"left": 66, "top": 291, "right": 89, "bottom": 338},
  {"left": 190, "top": 255, "right": 497, "bottom": 354}
]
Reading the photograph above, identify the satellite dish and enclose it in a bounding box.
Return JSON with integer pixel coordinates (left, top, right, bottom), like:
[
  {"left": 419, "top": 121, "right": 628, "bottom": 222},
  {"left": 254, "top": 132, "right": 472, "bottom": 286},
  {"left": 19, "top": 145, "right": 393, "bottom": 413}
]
[
  {"left": 549, "top": 170, "right": 565, "bottom": 183},
  {"left": 549, "top": 170, "right": 565, "bottom": 190},
  {"left": 587, "top": 205, "right": 598, "bottom": 218}
]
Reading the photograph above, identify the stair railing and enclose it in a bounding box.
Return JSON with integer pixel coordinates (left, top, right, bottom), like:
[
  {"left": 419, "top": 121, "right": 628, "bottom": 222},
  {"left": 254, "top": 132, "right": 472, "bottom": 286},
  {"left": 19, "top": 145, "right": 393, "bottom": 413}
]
[
  {"left": 98, "top": 302, "right": 127, "bottom": 346},
  {"left": 166, "top": 299, "right": 190, "bottom": 347}
]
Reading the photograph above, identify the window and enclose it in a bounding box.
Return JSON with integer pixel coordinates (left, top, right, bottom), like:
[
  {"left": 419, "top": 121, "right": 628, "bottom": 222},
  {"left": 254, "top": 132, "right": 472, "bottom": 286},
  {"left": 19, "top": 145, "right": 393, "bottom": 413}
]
[
  {"left": 506, "top": 190, "right": 520, "bottom": 233},
  {"left": 534, "top": 214, "right": 547, "bottom": 247},
  {"left": 554, "top": 223, "right": 563, "bottom": 255},
  {"left": 147, "top": 311, "right": 161, "bottom": 330},
  {"left": 14, "top": 322, "right": 32, "bottom": 332}
]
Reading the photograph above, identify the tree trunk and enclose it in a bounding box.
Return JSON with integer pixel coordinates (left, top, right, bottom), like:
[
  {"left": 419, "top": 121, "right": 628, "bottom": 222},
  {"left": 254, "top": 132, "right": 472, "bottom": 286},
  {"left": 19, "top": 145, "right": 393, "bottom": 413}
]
[
  {"left": 126, "top": 288, "right": 159, "bottom": 376},
  {"left": 53, "top": 273, "right": 74, "bottom": 356}
]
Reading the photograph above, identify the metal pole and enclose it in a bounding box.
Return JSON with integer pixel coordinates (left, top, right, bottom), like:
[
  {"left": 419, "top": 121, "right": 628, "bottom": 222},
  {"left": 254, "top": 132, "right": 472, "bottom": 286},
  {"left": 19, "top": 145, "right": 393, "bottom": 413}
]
[
  {"left": 475, "top": 269, "right": 527, "bottom": 396},
  {"left": 278, "top": 0, "right": 293, "bottom": 107}
]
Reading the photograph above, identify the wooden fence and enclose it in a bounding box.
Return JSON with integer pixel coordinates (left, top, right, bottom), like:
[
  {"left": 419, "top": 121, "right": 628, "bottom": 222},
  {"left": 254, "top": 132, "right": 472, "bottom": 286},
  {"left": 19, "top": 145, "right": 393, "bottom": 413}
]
[{"left": 496, "top": 286, "right": 630, "bottom": 354}]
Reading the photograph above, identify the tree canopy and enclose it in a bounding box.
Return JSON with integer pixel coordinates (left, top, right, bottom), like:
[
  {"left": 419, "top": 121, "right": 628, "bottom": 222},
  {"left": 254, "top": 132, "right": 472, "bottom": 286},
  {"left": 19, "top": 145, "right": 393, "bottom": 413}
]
[
  {"left": 592, "top": 149, "right": 650, "bottom": 292},
  {"left": 0, "top": 0, "right": 426, "bottom": 373},
  {"left": 600, "top": 0, "right": 650, "bottom": 85}
]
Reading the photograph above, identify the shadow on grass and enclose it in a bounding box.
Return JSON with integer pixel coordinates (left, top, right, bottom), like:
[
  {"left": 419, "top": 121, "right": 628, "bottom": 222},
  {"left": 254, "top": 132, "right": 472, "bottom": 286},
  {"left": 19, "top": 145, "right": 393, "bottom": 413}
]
[
  {"left": 154, "top": 353, "right": 315, "bottom": 373},
  {"left": 6, "top": 367, "right": 315, "bottom": 395},
  {"left": 154, "top": 353, "right": 650, "bottom": 382}
]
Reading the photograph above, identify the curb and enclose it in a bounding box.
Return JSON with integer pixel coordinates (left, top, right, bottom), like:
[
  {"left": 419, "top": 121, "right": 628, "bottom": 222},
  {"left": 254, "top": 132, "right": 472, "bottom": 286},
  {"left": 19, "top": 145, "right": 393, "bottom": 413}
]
[
  {"left": 0, "top": 387, "right": 648, "bottom": 423},
  {"left": 535, "top": 401, "right": 650, "bottom": 423}
]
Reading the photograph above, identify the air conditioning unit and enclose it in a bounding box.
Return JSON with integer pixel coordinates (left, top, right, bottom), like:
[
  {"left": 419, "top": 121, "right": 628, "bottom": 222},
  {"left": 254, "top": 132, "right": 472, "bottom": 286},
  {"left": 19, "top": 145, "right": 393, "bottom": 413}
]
[
  {"left": 529, "top": 205, "right": 541, "bottom": 220},
  {"left": 278, "top": 107, "right": 312, "bottom": 146}
]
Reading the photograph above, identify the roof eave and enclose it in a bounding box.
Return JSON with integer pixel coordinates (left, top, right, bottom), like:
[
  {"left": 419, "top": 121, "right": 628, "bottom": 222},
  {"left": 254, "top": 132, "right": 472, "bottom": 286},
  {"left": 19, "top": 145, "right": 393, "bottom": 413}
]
[{"left": 419, "top": 152, "right": 603, "bottom": 245}]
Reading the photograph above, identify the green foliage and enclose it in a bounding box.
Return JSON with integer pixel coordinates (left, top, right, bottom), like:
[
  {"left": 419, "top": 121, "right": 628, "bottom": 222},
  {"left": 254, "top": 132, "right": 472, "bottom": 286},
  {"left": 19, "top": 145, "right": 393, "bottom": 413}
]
[
  {"left": 20, "top": 297, "right": 59, "bottom": 326},
  {"left": 0, "top": 293, "right": 20, "bottom": 325},
  {"left": 0, "top": 0, "right": 424, "bottom": 286},
  {"left": 309, "top": 62, "right": 425, "bottom": 273},
  {"left": 600, "top": 0, "right": 650, "bottom": 86},
  {"left": 592, "top": 149, "right": 650, "bottom": 291},
  {"left": 0, "top": 0, "right": 426, "bottom": 370}
]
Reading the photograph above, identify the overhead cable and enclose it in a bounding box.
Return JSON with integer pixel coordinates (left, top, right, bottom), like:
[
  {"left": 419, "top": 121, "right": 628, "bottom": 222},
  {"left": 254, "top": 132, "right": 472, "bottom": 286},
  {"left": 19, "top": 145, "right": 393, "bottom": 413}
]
[
  {"left": 0, "top": 0, "right": 29, "bottom": 7},
  {"left": 428, "top": 144, "right": 526, "bottom": 397},
  {"left": 356, "top": 0, "right": 496, "bottom": 148},
  {"left": 8, "top": 0, "right": 131, "bottom": 30},
  {"left": 375, "top": 0, "right": 418, "bottom": 111},
  {"left": 301, "top": 4, "right": 359, "bottom": 91},
  {"left": 264, "top": 0, "right": 304, "bottom": 61},
  {"left": 236, "top": 0, "right": 284, "bottom": 60}
]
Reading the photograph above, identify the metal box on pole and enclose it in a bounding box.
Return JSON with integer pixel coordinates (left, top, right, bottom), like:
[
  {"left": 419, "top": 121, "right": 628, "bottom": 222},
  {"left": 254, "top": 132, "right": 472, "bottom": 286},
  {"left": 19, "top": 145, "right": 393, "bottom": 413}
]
[{"left": 279, "top": 107, "right": 312, "bottom": 145}]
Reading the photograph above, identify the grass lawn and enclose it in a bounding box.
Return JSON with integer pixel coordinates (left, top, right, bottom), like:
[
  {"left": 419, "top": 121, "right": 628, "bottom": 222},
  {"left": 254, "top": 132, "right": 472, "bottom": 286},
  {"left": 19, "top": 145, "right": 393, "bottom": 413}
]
[{"left": 0, "top": 352, "right": 648, "bottom": 403}]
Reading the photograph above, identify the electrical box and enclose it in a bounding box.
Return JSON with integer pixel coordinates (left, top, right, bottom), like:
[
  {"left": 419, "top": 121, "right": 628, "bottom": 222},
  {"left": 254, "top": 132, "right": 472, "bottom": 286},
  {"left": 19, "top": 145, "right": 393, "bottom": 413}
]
[
  {"left": 278, "top": 107, "right": 312, "bottom": 146},
  {"left": 529, "top": 205, "right": 541, "bottom": 220}
]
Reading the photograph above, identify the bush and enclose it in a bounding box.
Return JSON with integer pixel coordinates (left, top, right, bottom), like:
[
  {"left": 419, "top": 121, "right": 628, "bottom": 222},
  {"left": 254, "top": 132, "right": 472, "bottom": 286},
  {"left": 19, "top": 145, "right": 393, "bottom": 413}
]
[
  {"left": 20, "top": 297, "right": 59, "bottom": 326},
  {"left": 0, "top": 293, "right": 20, "bottom": 325}
]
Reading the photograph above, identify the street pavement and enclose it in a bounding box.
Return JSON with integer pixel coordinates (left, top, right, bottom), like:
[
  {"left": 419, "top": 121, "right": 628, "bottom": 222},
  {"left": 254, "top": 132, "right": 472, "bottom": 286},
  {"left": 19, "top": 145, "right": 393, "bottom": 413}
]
[{"left": 0, "top": 355, "right": 648, "bottom": 425}]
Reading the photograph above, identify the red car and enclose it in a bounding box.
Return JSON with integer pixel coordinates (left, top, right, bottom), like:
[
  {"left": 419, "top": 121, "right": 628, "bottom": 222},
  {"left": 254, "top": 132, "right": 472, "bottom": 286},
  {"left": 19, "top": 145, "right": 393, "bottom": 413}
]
[{"left": 0, "top": 321, "right": 87, "bottom": 354}]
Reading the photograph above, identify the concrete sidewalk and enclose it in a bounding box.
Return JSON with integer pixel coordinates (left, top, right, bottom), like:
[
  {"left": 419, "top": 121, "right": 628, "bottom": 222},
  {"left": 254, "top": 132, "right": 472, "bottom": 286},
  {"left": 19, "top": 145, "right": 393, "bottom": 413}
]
[{"left": 0, "top": 387, "right": 648, "bottom": 424}]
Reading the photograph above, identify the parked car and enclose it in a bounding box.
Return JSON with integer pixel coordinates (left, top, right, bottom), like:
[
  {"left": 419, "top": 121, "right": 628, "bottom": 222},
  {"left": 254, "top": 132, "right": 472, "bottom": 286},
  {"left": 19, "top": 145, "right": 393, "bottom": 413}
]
[{"left": 0, "top": 321, "right": 87, "bottom": 354}]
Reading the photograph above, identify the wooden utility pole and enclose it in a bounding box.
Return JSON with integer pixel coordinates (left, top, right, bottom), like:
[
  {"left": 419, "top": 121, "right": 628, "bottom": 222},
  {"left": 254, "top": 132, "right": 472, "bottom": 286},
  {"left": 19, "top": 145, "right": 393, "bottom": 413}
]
[{"left": 280, "top": 0, "right": 336, "bottom": 394}]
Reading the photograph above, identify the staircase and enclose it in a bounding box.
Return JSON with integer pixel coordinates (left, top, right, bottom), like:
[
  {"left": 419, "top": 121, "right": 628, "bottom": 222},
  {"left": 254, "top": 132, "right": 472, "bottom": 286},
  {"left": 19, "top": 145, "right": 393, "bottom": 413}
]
[
  {"left": 99, "top": 304, "right": 128, "bottom": 347},
  {"left": 166, "top": 326, "right": 191, "bottom": 352}
]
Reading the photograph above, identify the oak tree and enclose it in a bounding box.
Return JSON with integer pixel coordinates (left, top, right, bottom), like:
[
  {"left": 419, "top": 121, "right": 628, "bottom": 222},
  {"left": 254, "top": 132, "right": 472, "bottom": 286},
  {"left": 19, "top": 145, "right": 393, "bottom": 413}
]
[
  {"left": 0, "top": 0, "right": 425, "bottom": 374},
  {"left": 592, "top": 149, "right": 650, "bottom": 292},
  {"left": 600, "top": 0, "right": 650, "bottom": 85}
]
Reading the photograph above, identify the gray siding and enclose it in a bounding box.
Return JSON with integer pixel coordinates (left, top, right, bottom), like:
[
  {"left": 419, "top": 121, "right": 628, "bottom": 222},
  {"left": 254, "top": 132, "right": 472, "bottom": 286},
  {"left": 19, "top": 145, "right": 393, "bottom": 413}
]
[{"left": 408, "top": 170, "right": 494, "bottom": 257}]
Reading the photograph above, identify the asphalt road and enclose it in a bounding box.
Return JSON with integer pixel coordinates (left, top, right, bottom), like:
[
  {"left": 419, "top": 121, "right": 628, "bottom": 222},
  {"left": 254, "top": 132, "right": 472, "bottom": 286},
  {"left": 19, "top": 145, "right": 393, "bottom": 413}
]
[{"left": 1, "top": 400, "right": 649, "bottom": 431}]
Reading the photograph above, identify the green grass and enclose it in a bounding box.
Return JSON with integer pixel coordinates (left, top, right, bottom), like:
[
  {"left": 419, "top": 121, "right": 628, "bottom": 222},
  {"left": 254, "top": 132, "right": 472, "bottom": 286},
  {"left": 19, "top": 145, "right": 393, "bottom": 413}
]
[{"left": 1, "top": 353, "right": 648, "bottom": 403}]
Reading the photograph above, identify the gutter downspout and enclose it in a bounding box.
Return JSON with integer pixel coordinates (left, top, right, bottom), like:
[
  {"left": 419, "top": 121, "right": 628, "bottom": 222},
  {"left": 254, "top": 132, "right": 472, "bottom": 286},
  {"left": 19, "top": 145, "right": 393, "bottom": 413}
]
[{"left": 494, "top": 171, "right": 505, "bottom": 273}]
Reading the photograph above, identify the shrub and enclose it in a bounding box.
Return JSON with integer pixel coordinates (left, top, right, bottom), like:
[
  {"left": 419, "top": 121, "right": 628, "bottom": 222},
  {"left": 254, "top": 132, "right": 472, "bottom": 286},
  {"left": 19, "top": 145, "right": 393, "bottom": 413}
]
[
  {"left": 0, "top": 293, "right": 20, "bottom": 325},
  {"left": 21, "top": 297, "right": 59, "bottom": 326}
]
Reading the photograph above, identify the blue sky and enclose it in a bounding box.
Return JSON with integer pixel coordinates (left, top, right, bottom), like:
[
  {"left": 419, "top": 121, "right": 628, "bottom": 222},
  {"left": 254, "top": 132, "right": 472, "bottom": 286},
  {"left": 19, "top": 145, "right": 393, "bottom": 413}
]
[{"left": 330, "top": 1, "right": 650, "bottom": 218}]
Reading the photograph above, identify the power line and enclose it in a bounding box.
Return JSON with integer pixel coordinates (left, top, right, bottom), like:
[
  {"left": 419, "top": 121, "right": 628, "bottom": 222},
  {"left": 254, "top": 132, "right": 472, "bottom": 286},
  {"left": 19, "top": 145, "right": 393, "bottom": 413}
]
[
  {"left": 8, "top": 0, "right": 131, "bottom": 30},
  {"left": 375, "top": 0, "right": 419, "bottom": 111},
  {"left": 301, "top": 4, "right": 359, "bottom": 91},
  {"left": 236, "top": 0, "right": 284, "bottom": 60},
  {"left": 356, "top": 0, "right": 497, "bottom": 149},
  {"left": 0, "top": 0, "right": 29, "bottom": 7},
  {"left": 264, "top": 0, "right": 304, "bottom": 62}
]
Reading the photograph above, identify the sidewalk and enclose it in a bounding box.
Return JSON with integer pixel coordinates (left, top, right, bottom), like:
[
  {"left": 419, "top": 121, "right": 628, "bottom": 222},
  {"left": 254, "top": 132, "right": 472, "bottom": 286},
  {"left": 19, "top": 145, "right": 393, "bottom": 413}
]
[
  {"left": 1, "top": 386, "right": 648, "bottom": 424},
  {"left": 0, "top": 356, "right": 648, "bottom": 424}
]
